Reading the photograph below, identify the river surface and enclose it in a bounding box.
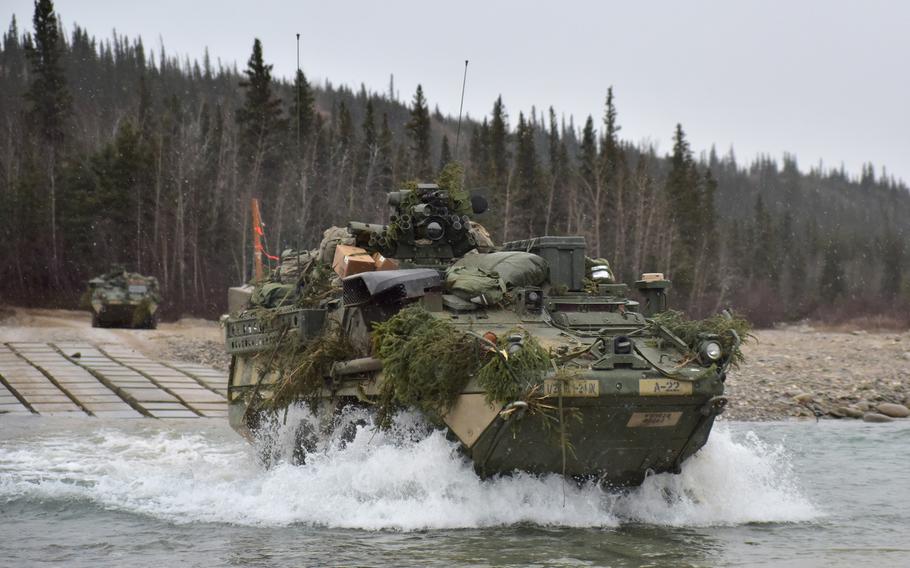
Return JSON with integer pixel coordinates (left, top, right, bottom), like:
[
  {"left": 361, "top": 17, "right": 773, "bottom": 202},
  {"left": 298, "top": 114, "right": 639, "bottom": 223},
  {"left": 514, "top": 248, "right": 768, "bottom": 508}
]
[{"left": 1, "top": 414, "right": 907, "bottom": 567}]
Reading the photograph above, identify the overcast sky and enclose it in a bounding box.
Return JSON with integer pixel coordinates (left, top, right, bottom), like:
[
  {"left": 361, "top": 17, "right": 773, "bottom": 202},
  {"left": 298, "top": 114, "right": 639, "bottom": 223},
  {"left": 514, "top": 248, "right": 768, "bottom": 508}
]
[{"left": 7, "top": 0, "right": 909, "bottom": 183}]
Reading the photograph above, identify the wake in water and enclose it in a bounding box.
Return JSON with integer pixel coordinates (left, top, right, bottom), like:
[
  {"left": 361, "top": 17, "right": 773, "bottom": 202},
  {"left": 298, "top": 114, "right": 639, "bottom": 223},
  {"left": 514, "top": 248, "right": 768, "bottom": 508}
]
[{"left": 0, "top": 411, "right": 819, "bottom": 530}]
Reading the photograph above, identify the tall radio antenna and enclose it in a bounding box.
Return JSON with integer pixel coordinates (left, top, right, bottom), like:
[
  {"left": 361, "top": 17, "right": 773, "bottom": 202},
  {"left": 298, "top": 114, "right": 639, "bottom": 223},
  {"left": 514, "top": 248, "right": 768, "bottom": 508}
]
[
  {"left": 454, "top": 59, "right": 469, "bottom": 159},
  {"left": 295, "top": 33, "right": 301, "bottom": 149}
]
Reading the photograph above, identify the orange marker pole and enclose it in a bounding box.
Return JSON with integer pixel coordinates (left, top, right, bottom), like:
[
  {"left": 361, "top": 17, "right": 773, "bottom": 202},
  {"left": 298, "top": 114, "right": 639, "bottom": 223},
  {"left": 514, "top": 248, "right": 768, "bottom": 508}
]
[{"left": 251, "top": 198, "right": 264, "bottom": 282}]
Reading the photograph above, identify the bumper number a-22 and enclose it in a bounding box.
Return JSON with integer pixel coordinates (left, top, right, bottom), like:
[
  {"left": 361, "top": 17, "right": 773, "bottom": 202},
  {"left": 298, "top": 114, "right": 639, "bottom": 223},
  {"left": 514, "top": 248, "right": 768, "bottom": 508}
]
[{"left": 639, "top": 378, "right": 693, "bottom": 396}]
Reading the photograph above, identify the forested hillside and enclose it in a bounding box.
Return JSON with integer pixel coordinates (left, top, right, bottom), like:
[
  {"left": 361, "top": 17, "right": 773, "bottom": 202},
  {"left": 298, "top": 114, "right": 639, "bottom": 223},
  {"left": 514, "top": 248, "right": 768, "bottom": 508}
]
[{"left": 2, "top": 1, "right": 908, "bottom": 324}]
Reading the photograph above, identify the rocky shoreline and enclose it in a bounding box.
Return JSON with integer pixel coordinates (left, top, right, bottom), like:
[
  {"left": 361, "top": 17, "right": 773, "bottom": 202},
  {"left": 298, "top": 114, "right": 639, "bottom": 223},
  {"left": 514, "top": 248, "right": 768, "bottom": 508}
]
[{"left": 722, "top": 325, "right": 910, "bottom": 422}]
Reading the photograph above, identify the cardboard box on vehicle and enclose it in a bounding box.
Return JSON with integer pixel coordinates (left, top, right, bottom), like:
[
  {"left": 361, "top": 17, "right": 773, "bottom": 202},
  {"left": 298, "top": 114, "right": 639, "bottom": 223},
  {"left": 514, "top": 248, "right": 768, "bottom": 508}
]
[
  {"left": 333, "top": 244, "right": 375, "bottom": 277},
  {"left": 372, "top": 252, "right": 400, "bottom": 271}
]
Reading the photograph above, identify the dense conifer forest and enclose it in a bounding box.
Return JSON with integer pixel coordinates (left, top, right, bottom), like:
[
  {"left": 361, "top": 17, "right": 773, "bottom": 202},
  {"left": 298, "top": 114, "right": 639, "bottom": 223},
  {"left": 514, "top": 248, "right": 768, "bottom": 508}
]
[{"left": 1, "top": 1, "right": 908, "bottom": 324}]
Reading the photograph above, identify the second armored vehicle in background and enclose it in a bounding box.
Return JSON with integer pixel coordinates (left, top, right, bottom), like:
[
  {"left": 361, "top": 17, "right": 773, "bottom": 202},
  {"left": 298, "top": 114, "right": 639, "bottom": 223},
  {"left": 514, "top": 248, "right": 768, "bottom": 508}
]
[{"left": 86, "top": 268, "right": 161, "bottom": 329}]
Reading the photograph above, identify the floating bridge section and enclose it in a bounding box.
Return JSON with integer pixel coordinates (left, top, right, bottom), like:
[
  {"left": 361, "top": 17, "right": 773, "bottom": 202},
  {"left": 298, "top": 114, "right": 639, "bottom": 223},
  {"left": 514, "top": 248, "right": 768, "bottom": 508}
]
[{"left": 0, "top": 342, "right": 227, "bottom": 418}]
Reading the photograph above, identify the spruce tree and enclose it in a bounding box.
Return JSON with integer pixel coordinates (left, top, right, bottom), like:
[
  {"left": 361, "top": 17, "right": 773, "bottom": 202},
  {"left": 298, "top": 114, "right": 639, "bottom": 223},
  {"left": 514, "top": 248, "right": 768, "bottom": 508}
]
[
  {"left": 578, "top": 116, "right": 598, "bottom": 194},
  {"left": 514, "top": 112, "right": 541, "bottom": 236},
  {"left": 394, "top": 141, "right": 410, "bottom": 187},
  {"left": 1, "top": 16, "right": 26, "bottom": 109},
  {"left": 880, "top": 229, "right": 903, "bottom": 300},
  {"left": 406, "top": 84, "right": 432, "bottom": 179},
  {"left": 336, "top": 100, "right": 357, "bottom": 214},
  {"left": 751, "top": 194, "right": 776, "bottom": 282},
  {"left": 544, "top": 106, "right": 563, "bottom": 234},
  {"left": 236, "top": 38, "right": 284, "bottom": 184},
  {"left": 489, "top": 96, "right": 510, "bottom": 187},
  {"left": 819, "top": 242, "right": 846, "bottom": 302},
  {"left": 376, "top": 112, "right": 394, "bottom": 190},
  {"left": 137, "top": 72, "right": 153, "bottom": 140},
  {"left": 468, "top": 118, "right": 491, "bottom": 187},
  {"left": 702, "top": 168, "right": 718, "bottom": 233},
  {"left": 600, "top": 87, "right": 620, "bottom": 174},
  {"left": 355, "top": 98, "right": 378, "bottom": 193},
  {"left": 664, "top": 124, "right": 705, "bottom": 297},
  {"left": 489, "top": 96, "right": 511, "bottom": 239},
  {"left": 337, "top": 100, "right": 355, "bottom": 151},
  {"left": 24, "top": 0, "right": 71, "bottom": 283},
  {"left": 292, "top": 69, "right": 315, "bottom": 154},
  {"left": 438, "top": 134, "right": 451, "bottom": 173},
  {"left": 666, "top": 124, "right": 698, "bottom": 215},
  {"left": 25, "top": 0, "right": 70, "bottom": 148}
]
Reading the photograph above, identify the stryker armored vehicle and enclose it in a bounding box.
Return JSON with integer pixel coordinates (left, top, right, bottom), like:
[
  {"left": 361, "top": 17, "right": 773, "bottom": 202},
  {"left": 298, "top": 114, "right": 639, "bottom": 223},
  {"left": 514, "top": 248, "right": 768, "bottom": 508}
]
[
  {"left": 224, "top": 177, "right": 743, "bottom": 486},
  {"left": 86, "top": 268, "right": 161, "bottom": 329}
]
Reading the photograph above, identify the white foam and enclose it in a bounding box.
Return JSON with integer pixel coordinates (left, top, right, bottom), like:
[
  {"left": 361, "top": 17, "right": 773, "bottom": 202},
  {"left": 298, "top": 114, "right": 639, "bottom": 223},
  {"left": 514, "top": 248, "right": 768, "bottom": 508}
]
[
  {"left": 0, "top": 413, "right": 818, "bottom": 530},
  {"left": 610, "top": 428, "right": 820, "bottom": 526}
]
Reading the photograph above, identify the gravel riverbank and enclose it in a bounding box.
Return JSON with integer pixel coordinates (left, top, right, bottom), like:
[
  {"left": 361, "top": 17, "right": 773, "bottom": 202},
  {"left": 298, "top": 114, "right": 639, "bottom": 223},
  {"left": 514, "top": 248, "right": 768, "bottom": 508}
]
[{"left": 723, "top": 324, "right": 910, "bottom": 421}]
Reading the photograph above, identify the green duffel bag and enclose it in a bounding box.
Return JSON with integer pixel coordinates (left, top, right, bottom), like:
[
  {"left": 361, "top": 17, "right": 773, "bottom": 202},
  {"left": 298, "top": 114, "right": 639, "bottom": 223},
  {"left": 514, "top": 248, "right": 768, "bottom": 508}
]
[
  {"left": 250, "top": 282, "right": 298, "bottom": 308},
  {"left": 453, "top": 251, "right": 548, "bottom": 288},
  {"left": 446, "top": 251, "right": 548, "bottom": 305},
  {"left": 445, "top": 265, "right": 505, "bottom": 306}
]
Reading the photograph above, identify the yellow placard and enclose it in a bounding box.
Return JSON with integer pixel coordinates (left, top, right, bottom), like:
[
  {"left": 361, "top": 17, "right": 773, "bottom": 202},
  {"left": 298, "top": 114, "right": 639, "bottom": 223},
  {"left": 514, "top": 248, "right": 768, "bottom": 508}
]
[
  {"left": 542, "top": 379, "right": 600, "bottom": 397},
  {"left": 626, "top": 411, "right": 682, "bottom": 427},
  {"left": 639, "top": 378, "right": 693, "bottom": 396}
]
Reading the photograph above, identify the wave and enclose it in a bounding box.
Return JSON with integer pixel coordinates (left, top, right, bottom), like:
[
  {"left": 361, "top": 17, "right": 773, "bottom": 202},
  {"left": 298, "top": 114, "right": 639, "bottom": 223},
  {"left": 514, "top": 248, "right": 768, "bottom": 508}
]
[{"left": 0, "top": 411, "right": 819, "bottom": 530}]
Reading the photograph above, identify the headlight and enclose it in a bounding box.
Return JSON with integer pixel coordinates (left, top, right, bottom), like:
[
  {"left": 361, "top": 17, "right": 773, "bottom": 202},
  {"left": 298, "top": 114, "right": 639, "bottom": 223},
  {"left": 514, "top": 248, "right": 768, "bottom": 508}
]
[
  {"left": 701, "top": 341, "right": 722, "bottom": 362},
  {"left": 591, "top": 265, "right": 613, "bottom": 281},
  {"left": 507, "top": 333, "right": 524, "bottom": 355}
]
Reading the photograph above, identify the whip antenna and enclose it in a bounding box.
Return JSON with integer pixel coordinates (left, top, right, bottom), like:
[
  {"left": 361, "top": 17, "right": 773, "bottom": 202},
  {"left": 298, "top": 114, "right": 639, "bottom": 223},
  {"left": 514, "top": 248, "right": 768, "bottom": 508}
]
[
  {"left": 296, "top": 33, "right": 301, "bottom": 149},
  {"left": 454, "top": 59, "right": 469, "bottom": 159}
]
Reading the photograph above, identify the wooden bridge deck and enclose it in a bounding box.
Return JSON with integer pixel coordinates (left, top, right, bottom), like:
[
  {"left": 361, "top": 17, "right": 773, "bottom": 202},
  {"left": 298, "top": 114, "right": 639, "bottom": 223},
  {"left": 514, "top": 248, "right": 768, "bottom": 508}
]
[{"left": 0, "top": 342, "right": 227, "bottom": 419}]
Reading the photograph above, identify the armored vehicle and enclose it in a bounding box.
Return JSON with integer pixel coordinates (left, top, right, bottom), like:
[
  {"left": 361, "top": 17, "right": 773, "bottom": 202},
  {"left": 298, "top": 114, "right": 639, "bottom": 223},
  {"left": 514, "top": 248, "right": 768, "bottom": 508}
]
[
  {"left": 86, "top": 268, "right": 161, "bottom": 329},
  {"left": 224, "top": 177, "right": 744, "bottom": 486}
]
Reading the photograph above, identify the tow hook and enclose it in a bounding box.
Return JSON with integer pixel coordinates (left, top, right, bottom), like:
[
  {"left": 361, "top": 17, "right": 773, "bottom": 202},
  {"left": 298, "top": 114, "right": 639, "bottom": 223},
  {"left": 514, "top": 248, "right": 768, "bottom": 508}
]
[{"left": 700, "top": 395, "right": 728, "bottom": 416}]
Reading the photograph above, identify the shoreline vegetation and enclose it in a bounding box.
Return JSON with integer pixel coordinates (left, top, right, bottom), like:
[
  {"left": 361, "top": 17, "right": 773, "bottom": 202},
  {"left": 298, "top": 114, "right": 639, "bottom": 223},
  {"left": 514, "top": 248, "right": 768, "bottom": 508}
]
[{"left": 1, "top": 0, "right": 908, "bottom": 326}]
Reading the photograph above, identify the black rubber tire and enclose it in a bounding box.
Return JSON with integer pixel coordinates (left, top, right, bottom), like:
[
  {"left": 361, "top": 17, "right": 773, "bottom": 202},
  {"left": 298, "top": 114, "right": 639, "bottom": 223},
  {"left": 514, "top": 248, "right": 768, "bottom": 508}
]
[{"left": 291, "top": 420, "right": 319, "bottom": 465}]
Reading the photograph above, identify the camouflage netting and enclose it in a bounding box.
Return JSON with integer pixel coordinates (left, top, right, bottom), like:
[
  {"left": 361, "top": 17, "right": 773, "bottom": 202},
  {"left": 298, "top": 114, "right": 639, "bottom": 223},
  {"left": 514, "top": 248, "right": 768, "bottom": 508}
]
[
  {"left": 476, "top": 330, "right": 551, "bottom": 404},
  {"left": 247, "top": 253, "right": 340, "bottom": 311},
  {"left": 256, "top": 322, "right": 355, "bottom": 413},
  {"left": 435, "top": 162, "right": 473, "bottom": 216},
  {"left": 371, "top": 305, "right": 552, "bottom": 428},
  {"left": 297, "top": 263, "right": 339, "bottom": 307},
  {"left": 371, "top": 305, "right": 481, "bottom": 428},
  {"left": 650, "top": 309, "right": 753, "bottom": 368}
]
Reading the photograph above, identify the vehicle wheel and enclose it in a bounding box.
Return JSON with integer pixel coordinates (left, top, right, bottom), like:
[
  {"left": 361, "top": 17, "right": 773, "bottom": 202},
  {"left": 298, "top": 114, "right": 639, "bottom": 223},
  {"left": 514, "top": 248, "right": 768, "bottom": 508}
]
[
  {"left": 291, "top": 420, "right": 319, "bottom": 465},
  {"left": 146, "top": 315, "right": 158, "bottom": 330},
  {"left": 334, "top": 401, "right": 371, "bottom": 448}
]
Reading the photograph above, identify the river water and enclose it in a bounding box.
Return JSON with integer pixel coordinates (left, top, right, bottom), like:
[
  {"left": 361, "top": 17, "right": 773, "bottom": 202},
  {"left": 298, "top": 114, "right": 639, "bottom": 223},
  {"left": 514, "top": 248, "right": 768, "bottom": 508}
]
[{"left": 1, "top": 413, "right": 907, "bottom": 567}]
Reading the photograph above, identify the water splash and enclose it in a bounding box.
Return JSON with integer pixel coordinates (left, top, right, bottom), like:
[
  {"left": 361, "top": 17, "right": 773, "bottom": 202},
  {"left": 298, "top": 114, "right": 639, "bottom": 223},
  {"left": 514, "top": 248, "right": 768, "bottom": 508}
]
[
  {"left": 611, "top": 428, "right": 820, "bottom": 526},
  {"left": 0, "top": 413, "right": 818, "bottom": 530}
]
